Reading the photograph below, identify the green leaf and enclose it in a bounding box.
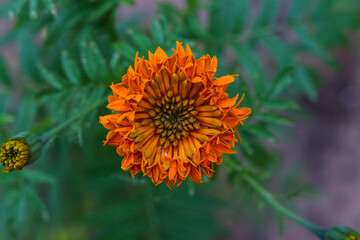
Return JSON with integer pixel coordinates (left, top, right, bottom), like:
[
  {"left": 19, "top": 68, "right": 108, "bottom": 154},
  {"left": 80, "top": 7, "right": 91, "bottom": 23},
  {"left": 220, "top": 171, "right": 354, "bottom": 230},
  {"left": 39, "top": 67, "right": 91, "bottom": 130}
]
[
  {"left": 113, "top": 42, "right": 137, "bottom": 61},
  {"left": 239, "top": 135, "right": 254, "bottom": 155},
  {"left": 232, "top": 0, "right": 250, "bottom": 33},
  {"left": 117, "top": 0, "right": 135, "bottom": 6},
  {"left": 234, "top": 44, "right": 261, "bottom": 79},
  {"left": 0, "top": 114, "right": 15, "bottom": 125},
  {"left": 41, "top": 0, "right": 57, "bottom": 15},
  {"left": 37, "top": 63, "right": 66, "bottom": 89},
  {"left": 109, "top": 51, "right": 124, "bottom": 80},
  {"left": 256, "top": 112, "right": 294, "bottom": 125},
  {"left": 22, "top": 170, "right": 57, "bottom": 185},
  {"left": 89, "top": 0, "right": 116, "bottom": 21},
  {"left": 209, "top": 0, "right": 248, "bottom": 36},
  {"left": 253, "top": 69, "right": 267, "bottom": 100},
  {"left": 80, "top": 41, "right": 111, "bottom": 82},
  {"left": 262, "top": 35, "right": 294, "bottom": 68},
  {"left": 187, "top": 15, "right": 210, "bottom": 39},
  {"left": 22, "top": 186, "right": 50, "bottom": 221},
  {"left": 150, "top": 19, "right": 164, "bottom": 45},
  {"left": 0, "top": 55, "right": 11, "bottom": 86},
  {"left": 287, "top": 0, "right": 310, "bottom": 21},
  {"left": 0, "top": 172, "right": 18, "bottom": 185},
  {"left": 0, "top": 0, "right": 27, "bottom": 19},
  {"left": 294, "top": 25, "right": 333, "bottom": 65},
  {"left": 263, "top": 100, "right": 300, "bottom": 110},
  {"left": 127, "top": 29, "right": 152, "bottom": 52},
  {"left": 268, "top": 66, "right": 295, "bottom": 99},
  {"left": 29, "top": 0, "right": 39, "bottom": 20},
  {"left": 61, "top": 50, "right": 82, "bottom": 85},
  {"left": 245, "top": 125, "right": 276, "bottom": 141},
  {"left": 255, "top": 0, "right": 280, "bottom": 28},
  {"left": 295, "top": 67, "right": 317, "bottom": 101},
  {"left": 18, "top": 29, "right": 41, "bottom": 82},
  {"left": 14, "top": 95, "right": 37, "bottom": 132},
  {"left": 45, "top": 5, "right": 87, "bottom": 46}
]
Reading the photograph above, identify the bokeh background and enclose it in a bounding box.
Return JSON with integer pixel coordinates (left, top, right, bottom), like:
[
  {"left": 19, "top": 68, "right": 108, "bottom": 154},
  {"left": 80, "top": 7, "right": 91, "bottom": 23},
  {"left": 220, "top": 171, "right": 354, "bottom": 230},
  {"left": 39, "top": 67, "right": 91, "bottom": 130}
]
[{"left": 0, "top": 0, "right": 360, "bottom": 239}]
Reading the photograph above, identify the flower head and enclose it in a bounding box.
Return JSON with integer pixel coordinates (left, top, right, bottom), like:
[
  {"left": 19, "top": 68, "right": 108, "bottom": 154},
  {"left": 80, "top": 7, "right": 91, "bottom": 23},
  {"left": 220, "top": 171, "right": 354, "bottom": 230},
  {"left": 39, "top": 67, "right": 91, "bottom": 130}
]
[
  {"left": 0, "top": 132, "right": 43, "bottom": 172},
  {"left": 100, "top": 42, "right": 251, "bottom": 187},
  {"left": 324, "top": 227, "right": 360, "bottom": 240}
]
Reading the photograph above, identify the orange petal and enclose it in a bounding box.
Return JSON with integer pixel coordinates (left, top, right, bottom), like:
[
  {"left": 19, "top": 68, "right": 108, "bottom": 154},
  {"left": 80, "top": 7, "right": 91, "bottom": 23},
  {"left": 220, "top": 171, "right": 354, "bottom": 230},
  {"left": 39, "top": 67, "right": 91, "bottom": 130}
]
[
  {"left": 178, "top": 70, "right": 186, "bottom": 81},
  {"left": 188, "top": 167, "right": 203, "bottom": 183},
  {"left": 161, "top": 68, "right": 171, "bottom": 92},
  {"left": 182, "top": 138, "right": 193, "bottom": 158},
  {"left": 134, "top": 127, "right": 155, "bottom": 143},
  {"left": 138, "top": 99, "right": 153, "bottom": 109},
  {"left": 196, "top": 105, "right": 218, "bottom": 112},
  {"left": 166, "top": 145, "right": 173, "bottom": 158},
  {"left": 128, "top": 125, "right": 153, "bottom": 138},
  {"left": 212, "top": 75, "right": 236, "bottom": 86},
  {"left": 151, "top": 80, "right": 162, "bottom": 98},
  {"left": 180, "top": 79, "right": 189, "bottom": 99},
  {"left": 230, "top": 107, "right": 252, "bottom": 116},
  {"left": 212, "top": 142, "right": 237, "bottom": 154},
  {"left": 169, "top": 161, "right": 177, "bottom": 180},
  {"left": 187, "top": 137, "right": 197, "bottom": 153},
  {"left": 198, "top": 117, "right": 222, "bottom": 128},
  {"left": 188, "top": 82, "right": 203, "bottom": 98},
  {"left": 196, "top": 128, "right": 221, "bottom": 136},
  {"left": 185, "top": 43, "right": 193, "bottom": 56},
  {"left": 154, "top": 47, "right": 168, "bottom": 62},
  {"left": 218, "top": 94, "right": 239, "bottom": 109},
  {"left": 153, "top": 164, "right": 160, "bottom": 183},
  {"left": 134, "top": 112, "right": 151, "bottom": 120},
  {"left": 171, "top": 73, "right": 179, "bottom": 95},
  {"left": 144, "top": 135, "right": 160, "bottom": 158},
  {"left": 149, "top": 148, "right": 161, "bottom": 167},
  {"left": 171, "top": 145, "right": 178, "bottom": 159},
  {"left": 138, "top": 134, "right": 156, "bottom": 151},
  {"left": 191, "top": 137, "right": 202, "bottom": 148},
  {"left": 110, "top": 84, "right": 129, "bottom": 97},
  {"left": 198, "top": 110, "right": 222, "bottom": 117},
  {"left": 155, "top": 73, "right": 167, "bottom": 95},
  {"left": 189, "top": 131, "right": 209, "bottom": 142},
  {"left": 178, "top": 139, "right": 189, "bottom": 163},
  {"left": 107, "top": 101, "right": 132, "bottom": 112}
]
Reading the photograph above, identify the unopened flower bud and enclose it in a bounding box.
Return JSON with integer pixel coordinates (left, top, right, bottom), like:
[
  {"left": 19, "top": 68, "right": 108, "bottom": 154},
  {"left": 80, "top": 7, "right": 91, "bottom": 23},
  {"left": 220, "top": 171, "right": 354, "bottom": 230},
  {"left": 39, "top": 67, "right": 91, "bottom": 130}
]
[
  {"left": 324, "top": 227, "right": 360, "bottom": 240},
  {"left": 0, "top": 132, "right": 43, "bottom": 172}
]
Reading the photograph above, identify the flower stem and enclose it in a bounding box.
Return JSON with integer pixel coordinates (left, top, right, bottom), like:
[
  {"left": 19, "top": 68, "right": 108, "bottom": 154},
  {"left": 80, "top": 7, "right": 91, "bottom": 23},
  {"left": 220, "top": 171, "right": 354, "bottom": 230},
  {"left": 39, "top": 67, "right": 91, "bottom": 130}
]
[
  {"left": 40, "top": 98, "right": 107, "bottom": 143},
  {"left": 242, "top": 173, "right": 326, "bottom": 238}
]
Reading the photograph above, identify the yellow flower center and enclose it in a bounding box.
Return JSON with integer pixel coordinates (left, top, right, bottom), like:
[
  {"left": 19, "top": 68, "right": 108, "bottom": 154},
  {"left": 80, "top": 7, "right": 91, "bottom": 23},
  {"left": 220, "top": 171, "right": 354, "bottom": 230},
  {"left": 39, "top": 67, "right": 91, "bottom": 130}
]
[
  {"left": 348, "top": 233, "right": 360, "bottom": 240},
  {"left": 0, "top": 139, "right": 30, "bottom": 172},
  {"left": 147, "top": 90, "right": 200, "bottom": 148}
]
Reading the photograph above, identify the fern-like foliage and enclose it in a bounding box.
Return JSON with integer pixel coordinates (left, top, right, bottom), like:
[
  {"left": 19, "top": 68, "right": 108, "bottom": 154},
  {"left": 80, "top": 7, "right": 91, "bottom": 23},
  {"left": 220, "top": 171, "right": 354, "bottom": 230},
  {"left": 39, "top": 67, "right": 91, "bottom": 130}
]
[{"left": 0, "top": 0, "right": 359, "bottom": 239}]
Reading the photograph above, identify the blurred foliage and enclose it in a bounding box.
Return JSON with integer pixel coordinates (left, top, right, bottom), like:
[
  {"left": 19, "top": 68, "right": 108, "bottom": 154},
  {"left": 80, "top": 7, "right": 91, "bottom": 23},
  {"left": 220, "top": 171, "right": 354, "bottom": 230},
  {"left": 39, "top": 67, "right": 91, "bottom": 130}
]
[{"left": 0, "top": 0, "right": 359, "bottom": 239}]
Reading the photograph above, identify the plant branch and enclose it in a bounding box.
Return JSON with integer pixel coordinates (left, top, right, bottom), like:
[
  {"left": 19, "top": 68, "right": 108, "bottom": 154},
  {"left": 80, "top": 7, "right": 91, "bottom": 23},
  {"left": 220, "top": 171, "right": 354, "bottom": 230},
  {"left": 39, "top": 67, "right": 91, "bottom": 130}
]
[
  {"left": 40, "top": 98, "right": 107, "bottom": 143},
  {"left": 242, "top": 173, "right": 326, "bottom": 239}
]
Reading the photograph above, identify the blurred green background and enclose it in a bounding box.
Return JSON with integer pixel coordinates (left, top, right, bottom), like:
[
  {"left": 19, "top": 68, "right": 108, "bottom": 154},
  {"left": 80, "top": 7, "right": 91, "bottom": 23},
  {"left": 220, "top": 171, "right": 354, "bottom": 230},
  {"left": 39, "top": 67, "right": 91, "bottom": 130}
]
[{"left": 1, "top": 0, "right": 360, "bottom": 239}]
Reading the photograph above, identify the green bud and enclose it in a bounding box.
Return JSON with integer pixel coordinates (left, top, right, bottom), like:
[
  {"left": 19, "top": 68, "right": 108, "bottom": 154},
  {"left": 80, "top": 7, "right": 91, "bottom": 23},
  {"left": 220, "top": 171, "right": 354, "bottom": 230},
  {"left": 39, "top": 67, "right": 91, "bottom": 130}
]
[
  {"left": 0, "top": 132, "right": 43, "bottom": 172},
  {"left": 324, "top": 227, "right": 360, "bottom": 240}
]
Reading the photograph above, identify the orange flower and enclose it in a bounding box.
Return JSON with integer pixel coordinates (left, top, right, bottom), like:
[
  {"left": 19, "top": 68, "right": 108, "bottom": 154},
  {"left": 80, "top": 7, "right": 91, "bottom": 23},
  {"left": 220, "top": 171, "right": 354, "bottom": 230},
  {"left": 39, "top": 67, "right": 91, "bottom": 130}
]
[{"left": 99, "top": 42, "right": 251, "bottom": 187}]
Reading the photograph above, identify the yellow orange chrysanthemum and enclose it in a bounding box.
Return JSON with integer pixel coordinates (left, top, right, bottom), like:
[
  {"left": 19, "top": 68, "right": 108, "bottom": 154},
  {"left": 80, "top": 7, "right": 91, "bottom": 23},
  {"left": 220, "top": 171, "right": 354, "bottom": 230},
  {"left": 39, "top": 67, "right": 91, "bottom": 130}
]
[{"left": 100, "top": 41, "right": 251, "bottom": 187}]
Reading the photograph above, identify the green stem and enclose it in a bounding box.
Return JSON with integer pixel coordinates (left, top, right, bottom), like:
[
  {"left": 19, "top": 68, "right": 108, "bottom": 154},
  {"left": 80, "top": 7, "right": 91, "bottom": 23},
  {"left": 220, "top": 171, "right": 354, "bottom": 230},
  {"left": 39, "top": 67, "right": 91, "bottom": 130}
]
[
  {"left": 243, "top": 174, "right": 326, "bottom": 238},
  {"left": 40, "top": 98, "right": 107, "bottom": 143}
]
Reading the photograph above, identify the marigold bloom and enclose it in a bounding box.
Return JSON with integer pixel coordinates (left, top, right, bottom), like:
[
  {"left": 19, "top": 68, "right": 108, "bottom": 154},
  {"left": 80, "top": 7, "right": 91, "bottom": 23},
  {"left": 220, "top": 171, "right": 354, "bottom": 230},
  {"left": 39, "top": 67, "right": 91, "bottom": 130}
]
[
  {"left": 324, "top": 227, "right": 360, "bottom": 240},
  {"left": 0, "top": 132, "right": 43, "bottom": 172},
  {"left": 100, "top": 42, "right": 251, "bottom": 187}
]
